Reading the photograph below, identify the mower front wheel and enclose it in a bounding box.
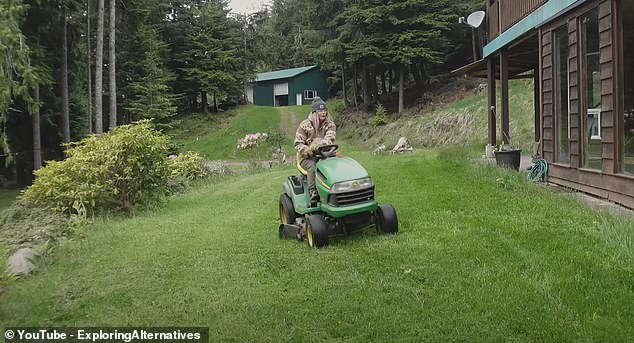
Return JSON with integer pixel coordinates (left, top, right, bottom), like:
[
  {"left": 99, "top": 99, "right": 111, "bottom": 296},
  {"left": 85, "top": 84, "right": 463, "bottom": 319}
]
[
  {"left": 306, "top": 214, "right": 329, "bottom": 248},
  {"left": 376, "top": 204, "right": 398, "bottom": 234}
]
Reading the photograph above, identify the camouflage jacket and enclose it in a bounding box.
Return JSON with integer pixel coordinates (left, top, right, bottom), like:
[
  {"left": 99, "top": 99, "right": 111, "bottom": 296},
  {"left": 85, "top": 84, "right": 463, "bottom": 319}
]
[{"left": 294, "top": 111, "right": 336, "bottom": 157}]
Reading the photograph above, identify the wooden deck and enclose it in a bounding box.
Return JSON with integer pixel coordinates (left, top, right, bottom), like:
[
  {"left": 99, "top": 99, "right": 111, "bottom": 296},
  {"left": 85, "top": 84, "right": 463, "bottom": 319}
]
[{"left": 488, "top": 0, "right": 547, "bottom": 39}]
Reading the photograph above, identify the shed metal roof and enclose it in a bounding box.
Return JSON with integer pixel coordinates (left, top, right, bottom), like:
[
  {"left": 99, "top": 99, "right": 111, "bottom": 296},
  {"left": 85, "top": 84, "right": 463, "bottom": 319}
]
[{"left": 255, "top": 65, "right": 318, "bottom": 82}]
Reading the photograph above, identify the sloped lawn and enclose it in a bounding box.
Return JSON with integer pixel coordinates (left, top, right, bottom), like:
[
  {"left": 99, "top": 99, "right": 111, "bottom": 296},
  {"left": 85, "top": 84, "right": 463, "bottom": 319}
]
[
  {"left": 170, "top": 106, "right": 283, "bottom": 161},
  {"left": 1, "top": 147, "right": 633, "bottom": 342}
]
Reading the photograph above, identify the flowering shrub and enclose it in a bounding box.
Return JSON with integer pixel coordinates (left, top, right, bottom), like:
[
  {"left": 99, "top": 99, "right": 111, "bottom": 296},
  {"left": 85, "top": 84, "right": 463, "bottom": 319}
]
[{"left": 237, "top": 132, "right": 268, "bottom": 150}]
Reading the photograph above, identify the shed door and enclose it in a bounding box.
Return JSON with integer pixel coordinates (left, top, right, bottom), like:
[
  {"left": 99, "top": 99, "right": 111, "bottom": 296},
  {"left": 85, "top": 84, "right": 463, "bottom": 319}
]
[
  {"left": 274, "top": 82, "right": 289, "bottom": 96},
  {"left": 246, "top": 87, "right": 254, "bottom": 104},
  {"left": 296, "top": 93, "right": 302, "bottom": 106}
]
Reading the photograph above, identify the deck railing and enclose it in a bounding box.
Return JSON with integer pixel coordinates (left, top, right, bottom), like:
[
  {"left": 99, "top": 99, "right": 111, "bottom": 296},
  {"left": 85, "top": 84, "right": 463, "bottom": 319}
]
[{"left": 488, "top": 0, "right": 547, "bottom": 40}]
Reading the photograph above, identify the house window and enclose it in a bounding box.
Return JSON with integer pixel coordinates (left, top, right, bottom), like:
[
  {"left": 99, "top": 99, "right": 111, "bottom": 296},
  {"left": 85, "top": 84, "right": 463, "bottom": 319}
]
[
  {"left": 555, "top": 26, "right": 570, "bottom": 163},
  {"left": 621, "top": 0, "right": 634, "bottom": 175},
  {"left": 304, "top": 90, "right": 317, "bottom": 100},
  {"left": 582, "top": 8, "right": 602, "bottom": 170}
]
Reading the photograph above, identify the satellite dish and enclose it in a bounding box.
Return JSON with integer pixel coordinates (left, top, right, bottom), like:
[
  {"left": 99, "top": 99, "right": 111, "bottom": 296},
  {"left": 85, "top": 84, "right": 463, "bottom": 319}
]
[{"left": 467, "top": 11, "right": 486, "bottom": 28}]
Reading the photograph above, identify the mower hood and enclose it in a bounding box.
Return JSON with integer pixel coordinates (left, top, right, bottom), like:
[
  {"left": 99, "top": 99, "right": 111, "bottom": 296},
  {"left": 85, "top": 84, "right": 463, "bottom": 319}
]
[{"left": 317, "top": 157, "right": 369, "bottom": 185}]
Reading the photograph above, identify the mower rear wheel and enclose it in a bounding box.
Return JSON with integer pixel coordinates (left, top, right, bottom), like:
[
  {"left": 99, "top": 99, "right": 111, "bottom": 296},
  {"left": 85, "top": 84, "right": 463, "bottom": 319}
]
[
  {"left": 306, "top": 214, "right": 329, "bottom": 248},
  {"left": 279, "top": 194, "right": 298, "bottom": 238},
  {"left": 376, "top": 204, "right": 398, "bottom": 234}
]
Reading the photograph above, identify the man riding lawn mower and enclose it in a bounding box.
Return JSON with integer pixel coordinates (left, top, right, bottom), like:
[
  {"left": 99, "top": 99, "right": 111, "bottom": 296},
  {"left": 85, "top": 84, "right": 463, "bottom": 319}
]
[{"left": 278, "top": 98, "right": 398, "bottom": 248}]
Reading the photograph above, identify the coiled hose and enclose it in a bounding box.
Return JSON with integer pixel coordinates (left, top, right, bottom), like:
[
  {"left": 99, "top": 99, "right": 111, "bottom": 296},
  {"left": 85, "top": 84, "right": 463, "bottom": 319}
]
[{"left": 528, "top": 159, "right": 548, "bottom": 182}]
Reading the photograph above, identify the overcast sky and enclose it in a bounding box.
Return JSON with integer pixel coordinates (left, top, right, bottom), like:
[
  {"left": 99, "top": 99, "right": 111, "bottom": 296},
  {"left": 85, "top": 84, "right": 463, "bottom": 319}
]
[{"left": 228, "top": 0, "right": 271, "bottom": 14}]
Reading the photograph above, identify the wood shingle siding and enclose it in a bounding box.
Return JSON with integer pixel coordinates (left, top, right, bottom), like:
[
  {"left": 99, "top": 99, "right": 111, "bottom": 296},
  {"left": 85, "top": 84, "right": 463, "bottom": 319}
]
[{"left": 569, "top": 17, "right": 581, "bottom": 168}]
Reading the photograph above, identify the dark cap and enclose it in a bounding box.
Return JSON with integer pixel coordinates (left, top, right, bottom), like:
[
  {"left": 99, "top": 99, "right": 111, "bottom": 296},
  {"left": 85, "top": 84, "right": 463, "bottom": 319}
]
[{"left": 311, "top": 97, "right": 328, "bottom": 112}]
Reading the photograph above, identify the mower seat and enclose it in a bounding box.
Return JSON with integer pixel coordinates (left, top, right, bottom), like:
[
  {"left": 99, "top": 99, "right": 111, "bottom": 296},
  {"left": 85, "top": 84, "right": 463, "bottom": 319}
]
[{"left": 296, "top": 152, "right": 308, "bottom": 176}]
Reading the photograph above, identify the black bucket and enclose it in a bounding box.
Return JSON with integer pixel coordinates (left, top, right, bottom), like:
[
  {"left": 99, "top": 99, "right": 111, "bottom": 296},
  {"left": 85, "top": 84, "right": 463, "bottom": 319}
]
[{"left": 494, "top": 150, "right": 522, "bottom": 171}]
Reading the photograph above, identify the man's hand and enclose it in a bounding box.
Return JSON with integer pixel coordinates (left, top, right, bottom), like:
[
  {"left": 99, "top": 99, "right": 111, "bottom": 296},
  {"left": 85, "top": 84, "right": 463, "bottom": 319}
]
[{"left": 308, "top": 143, "right": 320, "bottom": 157}]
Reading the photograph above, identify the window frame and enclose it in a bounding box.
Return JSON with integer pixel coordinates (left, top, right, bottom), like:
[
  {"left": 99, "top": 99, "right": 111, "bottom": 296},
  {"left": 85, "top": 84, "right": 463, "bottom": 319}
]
[{"left": 304, "top": 90, "right": 317, "bottom": 101}]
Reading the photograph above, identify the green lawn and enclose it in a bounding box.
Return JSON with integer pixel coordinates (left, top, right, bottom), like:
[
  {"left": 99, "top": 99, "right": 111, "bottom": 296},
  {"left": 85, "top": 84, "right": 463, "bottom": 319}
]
[{"left": 2, "top": 146, "right": 633, "bottom": 341}]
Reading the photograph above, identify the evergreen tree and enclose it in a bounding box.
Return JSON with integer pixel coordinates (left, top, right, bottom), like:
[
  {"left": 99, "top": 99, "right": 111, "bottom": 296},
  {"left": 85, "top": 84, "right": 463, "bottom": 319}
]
[
  {"left": 124, "top": 24, "right": 178, "bottom": 124},
  {"left": 179, "top": 0, "right": 246, "bottom": 112}
]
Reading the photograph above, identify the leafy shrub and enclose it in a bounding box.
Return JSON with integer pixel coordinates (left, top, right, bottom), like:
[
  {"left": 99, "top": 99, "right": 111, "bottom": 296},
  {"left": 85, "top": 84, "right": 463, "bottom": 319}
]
[
  {"left": 168, "top": 151, "right": 207, "bottom": 181},
  {"left": 370, "top": 103, "right": 389, "bottom": 126},
  {"left": 166, "top": 151, "right": 209, "bottom": 193},
  {"left": 22, "top": 120, "right": 170, "bottom": 213}
]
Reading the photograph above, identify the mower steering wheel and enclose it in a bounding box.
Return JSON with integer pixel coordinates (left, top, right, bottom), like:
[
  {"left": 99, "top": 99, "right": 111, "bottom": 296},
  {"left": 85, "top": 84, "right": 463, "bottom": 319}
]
[{"left": 318, "top": 144, "right": 339, "bottom": 158}]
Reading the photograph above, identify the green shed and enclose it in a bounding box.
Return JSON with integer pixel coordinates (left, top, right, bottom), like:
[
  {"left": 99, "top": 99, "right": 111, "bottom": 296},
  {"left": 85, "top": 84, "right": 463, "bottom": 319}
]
[{"left": 246, "top": 65, "right": 329, "bottom": 106}]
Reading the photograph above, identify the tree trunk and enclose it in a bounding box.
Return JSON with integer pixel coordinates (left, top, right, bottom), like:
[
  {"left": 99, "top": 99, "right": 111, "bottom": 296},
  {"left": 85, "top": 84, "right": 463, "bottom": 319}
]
[
  {"left": 341, "top": 57, "right": 347, "bottom": 106},
  {"left": 33, "top": 84, "right": 42, "bottom": 170},
  {"left": 388, "top": 67, "right": 394, "bottom": 94},
  {"left": 352, "top": 63, "right": 358, "bottom": 110},
  {"left": 61, "top": 16, "right": 70, "bottom": 143},
  {"left": 108, "top": 0, "right": 116, "bottom": 130},
  {"left": 95, "top": 0, "right": 105, "bottom": 134},
  {"left": 370, "top": 68, "right": 378, "bottom": 105},
  {"left": 398, "top": 64, "right": 404, "bottom": 114},
  {"left": 416, "top": 64, "right": 427, "bottom": 91},
  {"left": 361, "top": 59, "right": 369, "bottom": 109},
  {"left": 381, "top": 70, "right": 387, "bottom": 96},
  {"left": 87, "top": 0, "right": 93, "bottom": 133},
  {"left": 411, "top": 64, "right": 423, "bottom": 88},
  {"left": 201, "top": 91, "right": 208, "bottom": 113},
  {"left": 213, "top": 94, "right": 218, "bottom": 113}
]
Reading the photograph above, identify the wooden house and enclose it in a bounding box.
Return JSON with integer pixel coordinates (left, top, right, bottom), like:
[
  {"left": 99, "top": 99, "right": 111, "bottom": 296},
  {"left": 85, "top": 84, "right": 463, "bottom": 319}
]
[{"left": 455, "top": 0, "right": 634, "bottom": 209}]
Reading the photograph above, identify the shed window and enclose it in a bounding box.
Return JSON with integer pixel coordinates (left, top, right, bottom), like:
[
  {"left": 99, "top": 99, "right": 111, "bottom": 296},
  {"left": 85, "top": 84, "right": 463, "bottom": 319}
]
[{"left": 304, "top": 90, "right": 317, "bottom": 100}]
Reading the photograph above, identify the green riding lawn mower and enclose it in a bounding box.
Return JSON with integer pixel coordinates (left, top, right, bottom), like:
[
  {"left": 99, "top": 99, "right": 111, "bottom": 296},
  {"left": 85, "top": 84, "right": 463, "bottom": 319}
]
[{"left": 278, "top": 145, "right": 398, "bottom": 248}]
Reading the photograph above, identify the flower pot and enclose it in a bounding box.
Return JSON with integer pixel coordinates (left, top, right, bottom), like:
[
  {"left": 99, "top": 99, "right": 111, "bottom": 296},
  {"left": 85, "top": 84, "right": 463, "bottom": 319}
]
[{"left": 494, "top": 149, "right": 522, "bottom": 171}]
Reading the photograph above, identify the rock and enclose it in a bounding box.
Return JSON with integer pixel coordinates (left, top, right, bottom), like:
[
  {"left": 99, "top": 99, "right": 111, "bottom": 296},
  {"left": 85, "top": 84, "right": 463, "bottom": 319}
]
[
  {"left": 478, "top": 83, "right": 488, "bottom": 92},
  {"left": 7, "top": 248, "right": 38, "bottom": 276},
  {"left": 392, "top": 137, "right": 413, "bottom": 153},
  {"left": 372, "top": 145, "right": 386, "bottom": 155}
]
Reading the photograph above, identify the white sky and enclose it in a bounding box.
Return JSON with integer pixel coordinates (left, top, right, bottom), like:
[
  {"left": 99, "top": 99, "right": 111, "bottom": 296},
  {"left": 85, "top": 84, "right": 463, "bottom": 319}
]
[{"left": 228, "top": 0, "right": 271, "bottom": 14}]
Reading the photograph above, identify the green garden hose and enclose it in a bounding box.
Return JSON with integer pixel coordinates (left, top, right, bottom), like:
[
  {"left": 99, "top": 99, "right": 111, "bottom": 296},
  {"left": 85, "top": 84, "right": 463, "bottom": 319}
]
[{"left": 528, "top": 159, "right": 548, "bottom": 182}]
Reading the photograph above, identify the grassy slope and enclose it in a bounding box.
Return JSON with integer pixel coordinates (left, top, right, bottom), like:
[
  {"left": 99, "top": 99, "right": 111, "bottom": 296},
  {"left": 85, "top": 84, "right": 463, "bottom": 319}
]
[
  {"left": 169, "top": 106, "right": 282, "bottom": 161},
  {"left": 170, "top": 102, "right": 339, "bottom": 161},
  {"left": 2, "top": 145, "right": 633, "bottom": 341},
  {"left": 343, "top": 79, "right": 536, "bottom": 153}
]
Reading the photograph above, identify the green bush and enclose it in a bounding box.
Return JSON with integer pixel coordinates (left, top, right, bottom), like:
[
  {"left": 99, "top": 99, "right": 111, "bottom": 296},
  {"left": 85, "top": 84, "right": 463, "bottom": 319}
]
[
  {"left": 370, "top": 103, "right": 389, "bottom": 126},
  {"left": 168, "top": 151, "right": 207, "bottom": 180},
  {"left": 22, "top": 120, "right": 170, "bottom": 213},
  {"left": 166, "top": 151, "right": 209, "bottom": 193}
]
